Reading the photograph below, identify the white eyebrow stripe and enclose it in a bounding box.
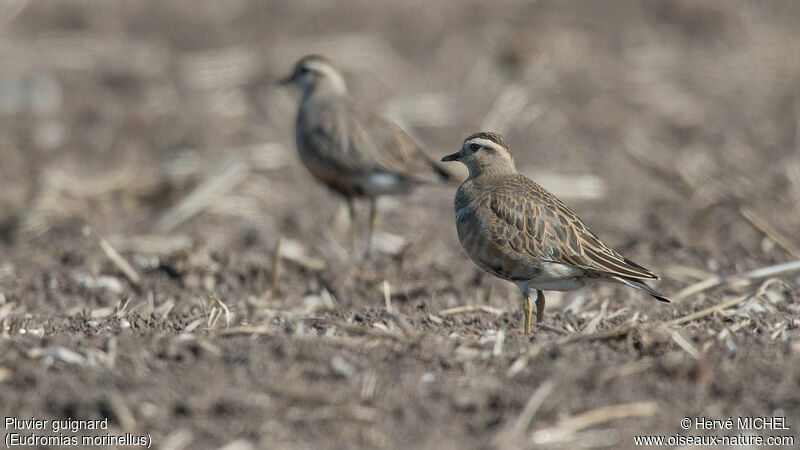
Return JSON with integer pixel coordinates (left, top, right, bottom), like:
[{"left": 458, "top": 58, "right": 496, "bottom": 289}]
[
  {"left": 466, "top": 138, "right": 506, "bottom": 152},
  {"left": 306, "top": 61, "right": 339, "bottom": 78},
  {"left": 304, "top": 60, "right": 347, "bottom": 93}
]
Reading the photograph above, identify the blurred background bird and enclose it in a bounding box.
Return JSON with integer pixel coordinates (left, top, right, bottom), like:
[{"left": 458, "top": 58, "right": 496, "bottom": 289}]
[{"left": 280, "top": 55, "right": 457, "bottom": 257}]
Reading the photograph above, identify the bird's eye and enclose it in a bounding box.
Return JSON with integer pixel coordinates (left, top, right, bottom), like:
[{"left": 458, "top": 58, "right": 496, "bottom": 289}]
[
  {"left": 299, "top": 66, "right": 310, "bottom": 74},
  {"left": 469, "top": 143, "right": 481, "bottom": 152}
]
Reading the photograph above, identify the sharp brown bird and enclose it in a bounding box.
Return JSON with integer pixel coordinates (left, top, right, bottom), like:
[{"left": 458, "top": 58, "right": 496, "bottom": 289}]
[
  {"left": 441, "top": 132, "right": 668, "bottom": 334},
  {"left": 281, "top": 55, "right": 456, "bottom": 255}
]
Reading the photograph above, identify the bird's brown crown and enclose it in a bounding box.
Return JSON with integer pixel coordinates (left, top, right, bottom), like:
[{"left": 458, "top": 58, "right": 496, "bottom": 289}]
[
  {"left": 297, "top": 54, "right": 335, "bottom": 71},
  {"left": 464, "top": 132, "right": 510, "bottom": 155}
]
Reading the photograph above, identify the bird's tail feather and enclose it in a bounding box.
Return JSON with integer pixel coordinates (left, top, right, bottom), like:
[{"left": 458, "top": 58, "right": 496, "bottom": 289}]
[{"left": 611, "top": 275, "right": 670, "bottom": 303}]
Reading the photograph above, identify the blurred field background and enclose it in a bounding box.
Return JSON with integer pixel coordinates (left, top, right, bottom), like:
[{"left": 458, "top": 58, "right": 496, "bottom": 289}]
[{"left": 1, "top": 0, "right": 799, "bottom": 449}]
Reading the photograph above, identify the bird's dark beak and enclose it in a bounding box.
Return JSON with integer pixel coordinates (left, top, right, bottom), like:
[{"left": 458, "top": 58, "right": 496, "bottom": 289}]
[
  {"left": 277, "top": 73, "right": 295, "bottom": 86},
  {"left": 441, "top": 151, "right": 461, "bottom": 162}
]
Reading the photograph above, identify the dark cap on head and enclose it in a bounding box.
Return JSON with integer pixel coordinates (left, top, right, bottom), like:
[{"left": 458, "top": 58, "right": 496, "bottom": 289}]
[
  {"left": 297, "top": 54, "right": 334, "bottom": 67},
  {"left": 464, "top": 132, "right": 510, "bottom": 154},
  {"left": 281, "top": 54, "right": 341, "bottom": 87}
]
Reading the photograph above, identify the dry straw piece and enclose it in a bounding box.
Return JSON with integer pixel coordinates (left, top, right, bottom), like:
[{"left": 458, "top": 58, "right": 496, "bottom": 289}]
[
  {"left": 82, "top": 226, "right": 141, "bottom": 288},
  {"left": 673, "top": 259, "right": 800, "bottom": 302},
  {"left": 493, "top": 379, "right": 556, "bottom": 450},
  {"left": 739, "top": 207, "right": 799, "bottom": 257},
  {"left": 438, "top": 305, "right": 505, "bottom": 317},
  {"left": 154, "top": 158, "right": 249, "bottom": 233}
]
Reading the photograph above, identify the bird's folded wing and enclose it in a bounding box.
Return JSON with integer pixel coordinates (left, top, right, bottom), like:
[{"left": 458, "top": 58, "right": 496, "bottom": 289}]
[
  {"left": 300, "top": 105, "right": 383, "bottom": 176},
  {"left": 486, "top": 179, "right": 658, "bottom": 280},
  {"left": 362, "top": 112, "right": 454, "bottom": 183},
  {"left": 303, "top": 103, "right": 451, "bottom": 182}
]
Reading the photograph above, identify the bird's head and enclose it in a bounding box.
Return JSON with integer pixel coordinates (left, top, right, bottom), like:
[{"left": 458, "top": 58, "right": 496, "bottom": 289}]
[
  {"left": 279, "top": 54, "right": 347, "bottom": 96},
  {"left": 441, "top": 132, "right": 516, "bottom": 178}
]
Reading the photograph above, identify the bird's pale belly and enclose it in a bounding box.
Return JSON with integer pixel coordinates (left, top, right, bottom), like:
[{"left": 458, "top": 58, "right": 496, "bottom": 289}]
[
  {"left": 524, "top": 263, "right": 591, "bottom": 291},
  {"left": 297, "top": 144, "right": 409, "bottom": 197}
]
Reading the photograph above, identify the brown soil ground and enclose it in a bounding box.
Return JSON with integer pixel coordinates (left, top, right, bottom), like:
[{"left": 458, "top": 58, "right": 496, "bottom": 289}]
[{"left": 1, "top": 1, "right": 799, "bottom": 449}]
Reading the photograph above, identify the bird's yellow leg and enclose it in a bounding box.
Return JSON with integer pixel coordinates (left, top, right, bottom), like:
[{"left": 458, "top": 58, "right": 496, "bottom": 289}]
[
  {"left": 535, "top": 290, "right": 545, "bottom": 323},
  {"left": 365, "top": 197, "right": 379, "bottom": 258},
  {"left": 346, "top": 198, "right": 357, "bottom": 255},
  {"left": 524, "top": 294, "right": 533, "bottom": 334},
  {"left": 516, "top": 283, "right": 534, "bottom": 335}
]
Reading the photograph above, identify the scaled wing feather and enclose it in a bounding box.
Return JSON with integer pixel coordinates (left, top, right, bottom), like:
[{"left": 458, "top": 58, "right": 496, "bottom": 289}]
[
  {"left": 485, "top": 176, "right": 658, "bottom": 280},
  {"left": 301, "top": 99, "right": 450, "bottom": 184}
]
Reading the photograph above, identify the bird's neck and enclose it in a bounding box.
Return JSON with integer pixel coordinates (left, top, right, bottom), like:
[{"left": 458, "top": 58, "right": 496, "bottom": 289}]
[
  {"left": 302, "top": 77, "right": 347, "bottom": 103},
  {"left": 466, "top": 160, "right": 518, "bottom": 181}
]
